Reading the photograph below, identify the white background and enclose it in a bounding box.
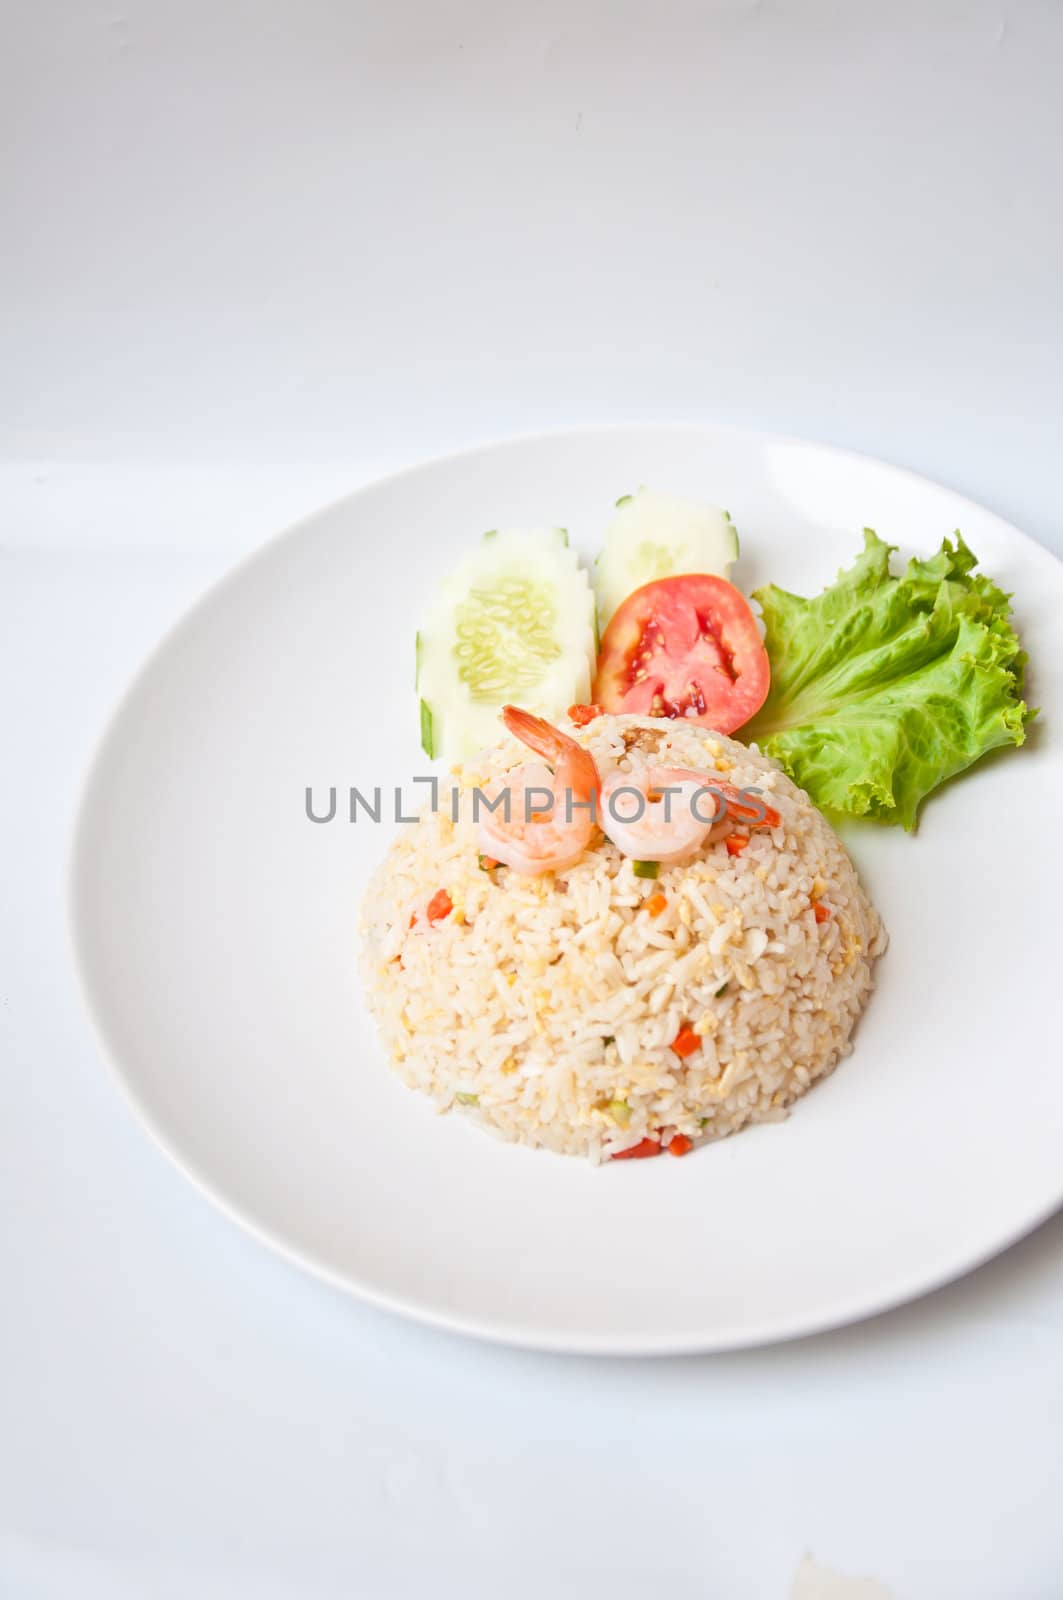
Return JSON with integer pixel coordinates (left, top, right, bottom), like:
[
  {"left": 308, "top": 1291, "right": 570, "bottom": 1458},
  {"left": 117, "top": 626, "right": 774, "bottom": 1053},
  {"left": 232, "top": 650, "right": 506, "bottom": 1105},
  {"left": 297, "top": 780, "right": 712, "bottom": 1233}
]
[{"left": 3, "top": 3, "right": 1063, "bottom": 1596}]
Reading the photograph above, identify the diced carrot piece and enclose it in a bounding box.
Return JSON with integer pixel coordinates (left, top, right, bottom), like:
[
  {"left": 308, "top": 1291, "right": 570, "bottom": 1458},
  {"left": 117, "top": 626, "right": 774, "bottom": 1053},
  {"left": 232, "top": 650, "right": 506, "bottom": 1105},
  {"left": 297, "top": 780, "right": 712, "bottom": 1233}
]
[
  {"left": 568, "top": 703, "right": 604, "bottom": 728},
  {"left": 813, "top": 901, "right": 831, "bottom": 924},
  {"left": 610, "top": 1137, "right": 662, "bottom": 1160},
  {"left": 426, "top": 889, "right": 453, "bottom": 924},
  {"left": 645, "top": 892, "right": 668, "bottom": 918},
  {"left": 668, "top": 1134, "right": 694, "bottom": 1157},
  {"left": 726, "top": 834, "right": 750, "bottom": 857},
  {"left": 671, "top": 1026, "right": 700, "bottom": 1059}
]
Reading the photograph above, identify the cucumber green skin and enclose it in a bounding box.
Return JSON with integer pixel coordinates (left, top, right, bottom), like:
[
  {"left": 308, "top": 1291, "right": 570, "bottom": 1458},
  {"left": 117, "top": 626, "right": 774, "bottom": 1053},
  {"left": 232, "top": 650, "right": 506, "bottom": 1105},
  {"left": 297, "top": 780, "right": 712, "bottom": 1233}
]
[
  {"left": 420, "top": 698, "right": 435, "bottom": 758},
  {"left": 417, "top": 635, "right": 435, "bottom": 754}
]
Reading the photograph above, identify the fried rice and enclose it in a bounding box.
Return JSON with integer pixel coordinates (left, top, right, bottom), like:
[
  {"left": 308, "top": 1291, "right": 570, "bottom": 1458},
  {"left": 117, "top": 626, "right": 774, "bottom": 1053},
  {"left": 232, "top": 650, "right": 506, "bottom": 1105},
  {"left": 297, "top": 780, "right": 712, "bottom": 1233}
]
[{"left": 359, "top": 714, "right": 886, "bottom": 1162}]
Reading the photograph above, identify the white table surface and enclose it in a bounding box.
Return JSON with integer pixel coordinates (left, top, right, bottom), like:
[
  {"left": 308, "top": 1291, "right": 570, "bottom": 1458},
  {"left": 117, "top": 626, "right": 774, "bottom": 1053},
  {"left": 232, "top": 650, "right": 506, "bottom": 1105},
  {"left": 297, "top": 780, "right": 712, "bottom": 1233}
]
[{"left": 4, "top": 4, "right": 1063, "bottom": 1596}]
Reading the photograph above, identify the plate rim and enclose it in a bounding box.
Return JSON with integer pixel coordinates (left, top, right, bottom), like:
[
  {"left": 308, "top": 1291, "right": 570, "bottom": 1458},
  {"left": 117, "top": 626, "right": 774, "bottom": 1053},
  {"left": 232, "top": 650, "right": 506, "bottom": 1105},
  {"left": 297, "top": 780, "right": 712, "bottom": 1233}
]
[{"left": 67, "top": 419, "right": 1063, "bottom": 1355}]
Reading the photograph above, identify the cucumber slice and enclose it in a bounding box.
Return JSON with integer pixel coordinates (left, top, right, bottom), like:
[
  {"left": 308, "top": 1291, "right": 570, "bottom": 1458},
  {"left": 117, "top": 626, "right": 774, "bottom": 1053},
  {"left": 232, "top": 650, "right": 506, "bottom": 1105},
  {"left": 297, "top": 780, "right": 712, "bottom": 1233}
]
[
  {"left": 417, "top": 527, "right": 596, "bottom": 760},
  {"left": 595, "top": 488, "right": 740, "bottom": 633}
]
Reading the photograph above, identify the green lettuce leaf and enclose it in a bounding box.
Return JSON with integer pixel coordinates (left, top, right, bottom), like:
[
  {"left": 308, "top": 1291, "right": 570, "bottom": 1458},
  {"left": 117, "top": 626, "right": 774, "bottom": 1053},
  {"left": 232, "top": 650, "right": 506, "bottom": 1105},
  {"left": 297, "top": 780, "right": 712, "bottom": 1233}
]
[{"left": 745, "top": 530, "right": 1032, "bottom": 829}]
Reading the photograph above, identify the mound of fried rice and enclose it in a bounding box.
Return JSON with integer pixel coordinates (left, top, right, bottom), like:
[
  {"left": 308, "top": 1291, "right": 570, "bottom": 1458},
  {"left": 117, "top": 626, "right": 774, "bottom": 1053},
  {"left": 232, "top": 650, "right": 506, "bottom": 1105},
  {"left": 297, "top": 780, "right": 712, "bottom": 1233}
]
[{"left": 360, "top": 714, "right": 886, "bottom": 1162}]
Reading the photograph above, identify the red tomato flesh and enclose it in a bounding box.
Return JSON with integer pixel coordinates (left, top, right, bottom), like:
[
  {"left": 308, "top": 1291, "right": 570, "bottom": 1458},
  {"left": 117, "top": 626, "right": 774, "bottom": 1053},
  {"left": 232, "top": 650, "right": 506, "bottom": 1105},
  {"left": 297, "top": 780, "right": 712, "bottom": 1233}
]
[{"left": 593, "top": 575, "right": 770, "bottom": 734}]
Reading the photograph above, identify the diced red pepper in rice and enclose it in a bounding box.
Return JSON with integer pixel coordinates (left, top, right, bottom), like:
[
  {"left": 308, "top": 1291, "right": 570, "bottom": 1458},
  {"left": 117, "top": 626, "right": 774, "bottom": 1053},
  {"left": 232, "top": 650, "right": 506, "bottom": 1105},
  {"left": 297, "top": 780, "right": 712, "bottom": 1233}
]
[
  {"left": 668, "top": 1134, "right": 694, "bottom": 1157},
  {"left": 671, "top": 1026, "right": 701, "bottom": 1059}
]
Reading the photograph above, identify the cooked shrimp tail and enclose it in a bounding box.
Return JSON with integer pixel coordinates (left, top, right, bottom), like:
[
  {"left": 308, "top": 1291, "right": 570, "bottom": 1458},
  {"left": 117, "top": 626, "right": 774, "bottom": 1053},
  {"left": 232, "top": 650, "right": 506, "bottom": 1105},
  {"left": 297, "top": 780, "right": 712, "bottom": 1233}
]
[
  {"left": 710, "top": 779, "right": 781, "bottom": 830},
  {"left": 501, "top": 705, "right": 600, "bottom": 798}
]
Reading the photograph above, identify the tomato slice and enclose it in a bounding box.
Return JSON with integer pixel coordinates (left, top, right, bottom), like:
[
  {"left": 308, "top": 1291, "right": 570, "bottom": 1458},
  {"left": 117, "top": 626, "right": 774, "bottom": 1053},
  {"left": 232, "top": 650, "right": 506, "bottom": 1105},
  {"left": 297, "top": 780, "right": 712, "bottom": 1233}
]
[{"left": 593, "top": 575, "right": 770, "bottom": 734}]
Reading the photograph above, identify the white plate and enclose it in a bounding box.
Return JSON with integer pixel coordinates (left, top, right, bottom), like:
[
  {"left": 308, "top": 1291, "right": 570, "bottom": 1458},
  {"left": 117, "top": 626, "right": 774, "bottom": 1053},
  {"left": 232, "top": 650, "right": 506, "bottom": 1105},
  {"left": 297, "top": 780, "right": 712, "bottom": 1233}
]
[{"left": 70, "top": 425, "right": 1062, "bottom": 1354}]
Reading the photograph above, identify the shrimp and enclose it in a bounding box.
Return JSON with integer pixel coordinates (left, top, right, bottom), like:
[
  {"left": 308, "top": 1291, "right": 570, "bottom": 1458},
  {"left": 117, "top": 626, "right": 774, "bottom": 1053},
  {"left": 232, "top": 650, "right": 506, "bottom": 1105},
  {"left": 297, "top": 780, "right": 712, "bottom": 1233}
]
[
  {"left": 707, "top": 780, "right": 781, "bottom": 831},
  {"left": 476, "top": 705, "right": 602, "bottom": 876},
  {"left": 600, "top": 767, "right": 780, "bottom": 865}
]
